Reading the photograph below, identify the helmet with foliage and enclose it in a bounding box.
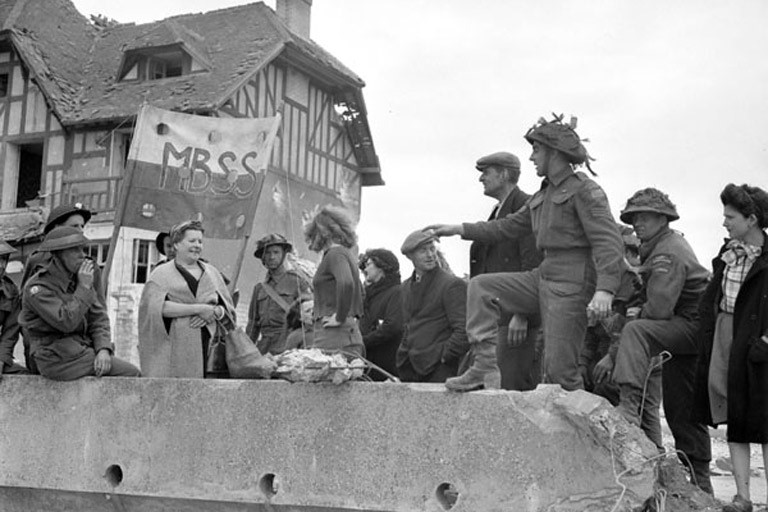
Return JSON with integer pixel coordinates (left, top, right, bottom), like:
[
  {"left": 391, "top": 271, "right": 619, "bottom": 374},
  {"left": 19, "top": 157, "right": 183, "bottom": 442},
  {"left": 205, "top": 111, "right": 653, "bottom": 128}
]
[
  {"left": 254, "top": 233, "right": 293, "bottom": 259},
  {"left": 620, "top": 188, "right": 679, "bottom": 224},
  {"left": 524, "top": 114, "right": 594, "bottom": 174}
]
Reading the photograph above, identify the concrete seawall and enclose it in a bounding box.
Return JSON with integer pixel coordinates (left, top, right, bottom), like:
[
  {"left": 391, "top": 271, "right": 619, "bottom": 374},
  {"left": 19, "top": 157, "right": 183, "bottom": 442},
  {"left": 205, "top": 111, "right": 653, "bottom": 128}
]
[{"left": 0, "top": 377, "right": 656, "bottom": 511}]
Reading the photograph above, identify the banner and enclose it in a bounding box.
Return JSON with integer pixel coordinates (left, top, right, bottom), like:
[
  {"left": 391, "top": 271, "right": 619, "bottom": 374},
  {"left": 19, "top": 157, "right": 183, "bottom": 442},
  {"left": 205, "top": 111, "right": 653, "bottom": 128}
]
[{"left": 121, "top": 105, "right": 280, "bottom": 239}]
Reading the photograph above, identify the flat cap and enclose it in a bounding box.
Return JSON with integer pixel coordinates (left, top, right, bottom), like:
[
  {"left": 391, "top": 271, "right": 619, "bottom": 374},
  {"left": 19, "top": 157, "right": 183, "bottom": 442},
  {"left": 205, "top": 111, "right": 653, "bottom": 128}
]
[
  {"left": 401, "top": 229, "right": 437, "bottom": 255},
  {"left": 475, "top": 152, "right": 521, "bottom": 171}
]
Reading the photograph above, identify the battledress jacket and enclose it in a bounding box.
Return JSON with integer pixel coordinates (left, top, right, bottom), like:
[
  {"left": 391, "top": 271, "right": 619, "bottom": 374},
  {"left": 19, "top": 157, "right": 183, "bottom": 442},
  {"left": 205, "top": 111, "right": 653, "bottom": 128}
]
[
  {"left": 0, "top": 274, "right": 21, "bottom": 368},
  {"left": 694, "top": 236, "right": 768, "bottom": 443},
  {"left": 462, "top": 170, "right": 622, "bottom": 293},
  {"left": 19, "top": 258, "right": 112, "bottom": 376},
  {"left": 139, "top": 260, "right": 235, "bottom": 378}
]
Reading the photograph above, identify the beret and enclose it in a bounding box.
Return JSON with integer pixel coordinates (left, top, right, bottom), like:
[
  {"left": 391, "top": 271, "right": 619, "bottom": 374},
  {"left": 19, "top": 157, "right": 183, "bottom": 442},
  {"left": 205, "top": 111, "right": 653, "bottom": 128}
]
[
  {"left": 475, "top": 152, "right": 521, "bottom": 171},
  {"left": 401, "top": 229, "right": 437, "bottom": 255}
]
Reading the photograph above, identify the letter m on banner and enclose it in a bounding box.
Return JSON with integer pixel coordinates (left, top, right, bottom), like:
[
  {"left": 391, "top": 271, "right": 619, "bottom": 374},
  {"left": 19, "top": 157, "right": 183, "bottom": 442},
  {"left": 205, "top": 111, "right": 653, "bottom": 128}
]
[{"left": 119, "top": 105, "right": 281, "bottom": 239}]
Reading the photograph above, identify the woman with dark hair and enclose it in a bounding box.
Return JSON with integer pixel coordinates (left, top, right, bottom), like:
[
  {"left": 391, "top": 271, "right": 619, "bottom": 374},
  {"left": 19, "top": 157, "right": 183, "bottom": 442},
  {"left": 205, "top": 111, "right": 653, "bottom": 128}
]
[
  {"left": 139, "top": 220, "right": 236, "bottom": 378},
  {"left": 695, "top": 183, "right": 768, "bottom": 512},
  {"left": 303, "top": 205, "right": 365, "bottom": 356},
  {"left": 359, "top": 249, "right": 403, "bottom": 380}
]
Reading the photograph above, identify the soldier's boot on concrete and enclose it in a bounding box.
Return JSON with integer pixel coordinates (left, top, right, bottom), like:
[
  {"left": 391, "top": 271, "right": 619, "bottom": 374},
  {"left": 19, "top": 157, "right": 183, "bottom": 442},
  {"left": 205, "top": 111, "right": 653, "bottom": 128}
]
[
  {"left": 445, "top": 341, "right": 501, "bottom": 392},
  {"left": 616, "top": 384, "right": 643, "bottom": 427},
  {"left": 689, "top": 459, "right": 713, "bottom": 495}
]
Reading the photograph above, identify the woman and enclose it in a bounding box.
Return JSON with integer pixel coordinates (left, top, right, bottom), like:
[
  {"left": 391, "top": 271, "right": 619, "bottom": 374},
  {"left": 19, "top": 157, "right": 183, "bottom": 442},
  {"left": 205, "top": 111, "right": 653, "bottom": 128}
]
[
  {"left": 139, "top": 220, "right": 236, "bottom": 378},
  {"left": 151, "top": 231, "right": 174, "bottom": 270},
  {"left": 303, "top": 205, "right": 365, "bottom": 357},
  {"left": 695, "top": 183, "right": 768, "bottom": 512},
  {"left": 359, "top": 249, "right": 403, "bottom": 380}
]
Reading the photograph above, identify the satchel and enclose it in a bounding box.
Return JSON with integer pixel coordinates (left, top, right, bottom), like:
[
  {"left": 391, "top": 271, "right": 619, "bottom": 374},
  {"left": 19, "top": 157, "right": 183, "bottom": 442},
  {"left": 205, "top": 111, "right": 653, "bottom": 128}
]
[
  {"left": 205, "top": 327, "right": 229, "bottom": 376},
  {"left": 222, "top": 319, "right": 277, "bottom": 379}
]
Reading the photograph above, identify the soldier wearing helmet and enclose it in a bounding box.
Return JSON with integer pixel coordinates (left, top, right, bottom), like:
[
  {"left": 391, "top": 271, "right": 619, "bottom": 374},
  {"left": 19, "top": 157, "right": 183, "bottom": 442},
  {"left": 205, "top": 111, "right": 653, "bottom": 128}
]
[
  {"left": 427, "top": 114, "right": 623, "bottom": 392},
  {"left": 0, "top": 240, "right": 27, "bottom": 377},
  {"left": 19, "top": 203, "right": 105, "bottom": 374},
  {"left": 18, "top": 227, "right": 140, "bottom": 380},
  {"left": 246, "top": 233, "right": 311, "bottom": 355},
  {"left": 609, "top": 188, "right": 713, "bottom": 494}
]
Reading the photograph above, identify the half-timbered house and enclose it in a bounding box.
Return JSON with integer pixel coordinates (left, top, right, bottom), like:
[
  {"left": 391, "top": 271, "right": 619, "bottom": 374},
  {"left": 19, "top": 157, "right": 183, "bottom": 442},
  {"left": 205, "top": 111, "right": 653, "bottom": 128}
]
[{"left": 0, "top": 0, "right": 382, "bottom": 361}]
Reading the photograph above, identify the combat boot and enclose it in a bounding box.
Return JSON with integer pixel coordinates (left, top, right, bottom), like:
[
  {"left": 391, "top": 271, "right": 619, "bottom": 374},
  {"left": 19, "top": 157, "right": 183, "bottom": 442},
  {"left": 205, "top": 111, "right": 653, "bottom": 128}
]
[
  {"left": 445, "top": 341, "right": 501, "bottom": 392},
  {"left": 616, "top": 384, "right": 643, "bottom": 427}
]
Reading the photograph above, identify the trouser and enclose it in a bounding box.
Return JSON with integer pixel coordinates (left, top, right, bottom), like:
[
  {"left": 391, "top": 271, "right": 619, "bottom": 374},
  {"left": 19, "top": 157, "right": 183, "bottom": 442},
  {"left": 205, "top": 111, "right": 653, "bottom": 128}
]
[
  {"left": 466, "top": 268, "right": 593, "bottom": 391},
  {"left": 614, "top": 318, "right": 711, "bottom": 468},
  {"left": 397, "top": 357, "right": 458, "bottom": 383},
  {"left": 2, "top": 362, "right": 29, "bottom": 374},
  {"left": 496, "top": 311, "right": 542, "bottom": 391},
  {"left": 34, "top": 347, "right": 141, "bottom": 381}
]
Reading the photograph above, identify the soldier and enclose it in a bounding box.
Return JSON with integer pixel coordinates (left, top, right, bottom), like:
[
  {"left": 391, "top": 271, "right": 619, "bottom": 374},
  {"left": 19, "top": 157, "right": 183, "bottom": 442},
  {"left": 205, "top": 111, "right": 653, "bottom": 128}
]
[
  {"left": 470, "top": 151, "right": 542, "bottom": 390},
  {"left": 18, "top": 227, "right": 140, "bottom": 380},
  {"left": 611, "top": 188, "right": 712, "bottom": 493},
  {"left": 0, "top": 240, "right": 26, "bottom": 376},
  {"left": 20, "top": 203, "right": 102, "bottom": 374},
  {"left": 427, "top": 115, "right": 623, "bottom": 392},
  {"left": 246, "top": 233, "right": 311, "bottom": 355},
  {"left": 396, "top": 230, "right": 469, "bottom": 383}
]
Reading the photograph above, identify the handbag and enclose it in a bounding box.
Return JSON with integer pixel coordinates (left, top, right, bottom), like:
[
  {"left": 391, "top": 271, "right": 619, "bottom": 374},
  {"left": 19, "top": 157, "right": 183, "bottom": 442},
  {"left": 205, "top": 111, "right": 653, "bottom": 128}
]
[
  {"left": 221, "top": 315, "right": 277, "bottom": 379},
  {"left": 205, "top": 326, "right": 229, "bottom": 375}
]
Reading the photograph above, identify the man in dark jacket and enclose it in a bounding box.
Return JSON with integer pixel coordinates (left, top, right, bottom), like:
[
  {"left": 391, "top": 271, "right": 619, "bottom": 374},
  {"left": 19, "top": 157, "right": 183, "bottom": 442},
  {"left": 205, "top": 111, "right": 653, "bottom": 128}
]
[
  {"left": 0, "top": 240, "right": 26, "bottom": 376},
  {"left": 396, "top": 230, "right": 469, "bottom": 382},
  {"left": 359, "top": 248, "right": 402, "bottom": 380},
  {"left": 470, "top": 151, "right": 542, "bottom": 390},
  {"left": 611, "top": 188, "right": 712, "bottom": 494}
]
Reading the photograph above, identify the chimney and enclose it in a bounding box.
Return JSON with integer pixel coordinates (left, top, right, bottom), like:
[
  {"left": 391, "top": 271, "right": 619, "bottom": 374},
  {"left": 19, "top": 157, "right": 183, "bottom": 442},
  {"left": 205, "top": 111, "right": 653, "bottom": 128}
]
[{"left": 276, "top": 0, "right": 313, "bottom": 39}]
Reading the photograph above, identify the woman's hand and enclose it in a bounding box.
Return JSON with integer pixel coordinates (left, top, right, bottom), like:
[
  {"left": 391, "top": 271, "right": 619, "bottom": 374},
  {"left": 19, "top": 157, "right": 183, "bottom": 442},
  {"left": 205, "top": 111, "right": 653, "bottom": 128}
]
[
  {"left": 189, "top": 305, "right": 218, "bottom": 328},
  {"left": 321, "top": 315, "right": 341, "bottom": 328},
  {"left": 94, "top": 349, "right": 112, "bottom": 377}
]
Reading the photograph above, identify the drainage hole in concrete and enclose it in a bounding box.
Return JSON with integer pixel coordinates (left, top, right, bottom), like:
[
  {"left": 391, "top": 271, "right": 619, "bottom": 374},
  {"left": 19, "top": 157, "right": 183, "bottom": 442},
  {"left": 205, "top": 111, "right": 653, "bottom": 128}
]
[
  {"left": 105, "top": 465, "right": 123, "bottom": 487},
  {"left": 435, "top": 482, "right": 459, "bottom": 510},
  {"left": 259, "top": 473, "right": 279, "bottom": 498}
]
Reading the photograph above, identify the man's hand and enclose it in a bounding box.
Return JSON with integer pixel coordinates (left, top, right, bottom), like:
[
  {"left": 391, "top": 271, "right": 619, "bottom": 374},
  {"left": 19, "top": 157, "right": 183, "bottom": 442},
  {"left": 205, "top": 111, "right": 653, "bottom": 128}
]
[
  {"left": 579, "top": 364, "right": 593, "bottom": 389},
  {"left": 422, "top": 224, "right": 464, "bottom": 238},
  {"left": 587, "top": 290, "right": 614, "bottom": 321},
  {"left": 592, "top": 354, "right": 614, "bottom": 385},
  {"left": 94, "top": 349, "right": 112, "bottom": 377},
  {"left": 506, "top": 314, "right": 528, "bottom": 347},
  {"left": 77, "top": 259, "right": 95, "bottom": 290}
]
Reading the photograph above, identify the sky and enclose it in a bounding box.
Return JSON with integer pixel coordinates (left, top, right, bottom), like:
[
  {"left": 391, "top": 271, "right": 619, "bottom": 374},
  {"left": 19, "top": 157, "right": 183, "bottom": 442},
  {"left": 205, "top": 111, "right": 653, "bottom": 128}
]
[{"left": 71, "top": 0, "right": 768, "bottom": 277}]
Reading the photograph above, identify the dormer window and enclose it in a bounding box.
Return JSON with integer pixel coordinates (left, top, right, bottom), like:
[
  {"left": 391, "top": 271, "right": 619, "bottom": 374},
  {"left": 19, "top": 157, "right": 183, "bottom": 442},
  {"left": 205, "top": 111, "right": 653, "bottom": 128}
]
[{"left": 118, "top": 44, "right": 205, "bottom": 82}]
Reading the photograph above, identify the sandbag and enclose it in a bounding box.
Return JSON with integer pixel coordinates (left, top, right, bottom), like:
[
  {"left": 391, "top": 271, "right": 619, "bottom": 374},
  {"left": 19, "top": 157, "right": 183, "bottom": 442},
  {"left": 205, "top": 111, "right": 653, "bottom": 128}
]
[{"left": 224, "top": 327, "right": 276, "bottom": 379}]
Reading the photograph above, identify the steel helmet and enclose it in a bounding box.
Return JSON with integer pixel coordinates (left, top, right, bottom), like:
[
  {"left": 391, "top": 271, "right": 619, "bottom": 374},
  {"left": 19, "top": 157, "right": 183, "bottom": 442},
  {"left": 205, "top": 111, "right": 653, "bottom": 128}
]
[
  {"left": 254, "top": 233, "right": 293, "bottom": 259},
  {"left": 44, "top": 203, "right": 92, "bottom": 234},
  {"left": 39, "top": 226, "right": 90, "bottom": 252},
  {"left": 620, "top": 188, "right": 680, "bottom": 224},
  {"left": 524, "top": 114, "right": 594, "bottom": 174}
]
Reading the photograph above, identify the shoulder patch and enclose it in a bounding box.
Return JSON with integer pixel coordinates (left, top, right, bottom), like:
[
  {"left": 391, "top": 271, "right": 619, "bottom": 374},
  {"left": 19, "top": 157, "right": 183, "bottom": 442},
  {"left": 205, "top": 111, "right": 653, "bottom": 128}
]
[
  {"left": 29, "top": 285, "right": 40, "bottom": 295},
  {"left": 650, "top": 254, "right": 673, "bottom": 273}
]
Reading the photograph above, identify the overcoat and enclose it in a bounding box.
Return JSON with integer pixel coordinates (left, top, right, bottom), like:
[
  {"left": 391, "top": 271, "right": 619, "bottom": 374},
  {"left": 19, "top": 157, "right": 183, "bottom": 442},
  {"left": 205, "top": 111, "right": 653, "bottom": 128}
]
[
  {"left": 139, "top": 260, "right": 235, "bottom": 378},
  {"left": 694, "top": 235, "right": 768, "bottom": 443},
  {"left": 360, "top": 274, "right": 402, "bottom": 378}
]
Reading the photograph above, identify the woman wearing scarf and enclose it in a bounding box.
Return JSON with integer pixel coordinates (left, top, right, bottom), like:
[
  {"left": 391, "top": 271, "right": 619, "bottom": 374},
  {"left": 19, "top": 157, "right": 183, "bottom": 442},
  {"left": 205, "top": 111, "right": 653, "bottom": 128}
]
[
  {"left": 139, "top": 220, "right": 236, "bottom": 378},
  {"left": 359, "top": 249, "right": 402, "bottom": 380},
  {"left": 695, "top": 183, "right": 768, "bottom": 512}
]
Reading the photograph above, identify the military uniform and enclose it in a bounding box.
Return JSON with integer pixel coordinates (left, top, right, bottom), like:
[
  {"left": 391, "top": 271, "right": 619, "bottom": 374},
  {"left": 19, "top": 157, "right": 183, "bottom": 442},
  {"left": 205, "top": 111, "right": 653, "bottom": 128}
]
[
  {"left": 462, "top": 170, "right": 623, "bottom": 390},
  {"left": 0, "top": 273, "right": 26, "bottom": 374},
  {"left": 613, "top": 226, "right": 712, "bottom": 489},
  {"left": 246, "top": 267, "right": 310, "bottom": 355},
  {"left": 19, "top": 257, "right": 139, "bottom": 381}
]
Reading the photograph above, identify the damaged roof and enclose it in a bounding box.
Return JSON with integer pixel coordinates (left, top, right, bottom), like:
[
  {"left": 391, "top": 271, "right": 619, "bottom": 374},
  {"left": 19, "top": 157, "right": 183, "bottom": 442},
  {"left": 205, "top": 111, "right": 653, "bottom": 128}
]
[{"left": 0, "top": 0, "right": 365, "bottom": 125}]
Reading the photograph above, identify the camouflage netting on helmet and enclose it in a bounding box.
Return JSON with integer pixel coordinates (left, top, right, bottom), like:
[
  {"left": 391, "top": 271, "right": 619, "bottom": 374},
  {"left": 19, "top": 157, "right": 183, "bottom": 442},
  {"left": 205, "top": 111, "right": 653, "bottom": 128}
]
[
  {"left": 620, "top": 188, "right": 680, "bottom": 223},
  {"left": 524, "top": 114, "right": 595, "bottom": 173}
]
